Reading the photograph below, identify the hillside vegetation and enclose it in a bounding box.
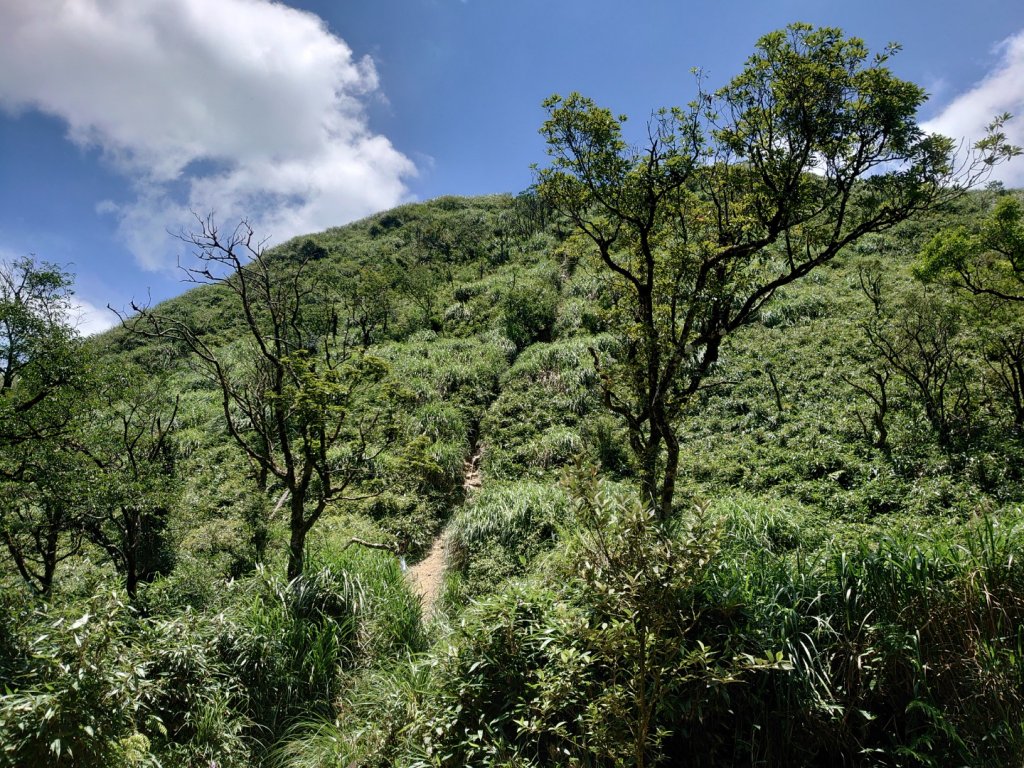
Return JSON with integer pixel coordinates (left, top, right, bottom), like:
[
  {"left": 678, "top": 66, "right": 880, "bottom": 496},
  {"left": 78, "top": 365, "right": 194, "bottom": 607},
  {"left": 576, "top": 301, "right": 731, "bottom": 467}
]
[{"left": 3, "top": 24, "right": 1024, "bottom": 768}]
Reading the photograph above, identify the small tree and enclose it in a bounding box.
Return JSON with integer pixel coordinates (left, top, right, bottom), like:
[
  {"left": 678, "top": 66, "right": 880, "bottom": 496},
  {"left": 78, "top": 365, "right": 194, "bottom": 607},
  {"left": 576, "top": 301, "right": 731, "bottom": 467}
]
[
  {"left": 864, "top": 291, "right": 975, "bottom": 451},
  {"left": 128, "top": 216, "right": 394, "bottom": 579},
  {"left": 537, "top": 24, "right": 1015, "bottom": 518},
  {"left": 1, "top": 447, "right": 88, "bottom": 596},
  {"left": 0, "top": 257, "right": 80, "bottom": 454},
  {"left": 918, "top": 194, "right": 1024, "bottom": 430},
  {"left": 0, "top": 257, "right": 88, "bottom": 593},
  {"left": 81, "top": 369, "right": 179, "bottom": 599},
  {"left": 919, "top": 193, "right": 1024, "bottom": 303}
]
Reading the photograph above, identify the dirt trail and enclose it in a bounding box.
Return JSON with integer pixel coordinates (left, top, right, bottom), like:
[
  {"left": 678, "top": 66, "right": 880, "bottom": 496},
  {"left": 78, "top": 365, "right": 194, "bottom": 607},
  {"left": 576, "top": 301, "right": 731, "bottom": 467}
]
[
  {"left": 407, "top": 443, "right": 483, "bottom": 615},
  {"left": 407, "top": 534, "right": 446, "bottom": 616},
  {"left": 463, "top": 443, "right": 483, "bottom": 492}
]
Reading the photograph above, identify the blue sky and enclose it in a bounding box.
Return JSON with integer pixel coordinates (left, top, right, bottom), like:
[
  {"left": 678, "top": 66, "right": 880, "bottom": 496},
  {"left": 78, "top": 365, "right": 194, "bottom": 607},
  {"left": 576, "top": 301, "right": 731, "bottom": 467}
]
[{"left": 2, "top": 0, "right": 1023, "bottom": 334}]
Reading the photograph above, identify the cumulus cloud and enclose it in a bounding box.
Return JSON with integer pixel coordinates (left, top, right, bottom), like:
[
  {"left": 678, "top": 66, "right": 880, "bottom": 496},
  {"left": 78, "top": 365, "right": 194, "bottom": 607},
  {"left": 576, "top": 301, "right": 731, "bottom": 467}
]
[
  {"left": 0, "top": 0, "right": 415, "bottom": 270},
  {"left": 922, "top": 30, "right": 1024, "bottom": 187},
  {"left": 66, "top": 298, "right": 118, "bottom": 337}
]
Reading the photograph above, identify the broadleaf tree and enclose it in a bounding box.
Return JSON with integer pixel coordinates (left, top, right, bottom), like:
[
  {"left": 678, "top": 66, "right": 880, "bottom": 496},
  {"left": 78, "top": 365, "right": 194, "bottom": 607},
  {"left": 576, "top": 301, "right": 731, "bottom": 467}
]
[
  {"left": 0, "top": 257, "right": 87, "bottom": 594},
  {"left": 0, "top": 257, "right": 81, "bottom": 455},
  {"left": 918, "top": 193, "right": 1024, "bottom": 303},
  {"left": 918, "top": 193, "right": 1024, "bottom": 428},
  {"left": 1, "top": 446, "right": 89, "bottom": 596},
  {"left": 536, "top": 23, "right": 1017, "bottom": 519}
]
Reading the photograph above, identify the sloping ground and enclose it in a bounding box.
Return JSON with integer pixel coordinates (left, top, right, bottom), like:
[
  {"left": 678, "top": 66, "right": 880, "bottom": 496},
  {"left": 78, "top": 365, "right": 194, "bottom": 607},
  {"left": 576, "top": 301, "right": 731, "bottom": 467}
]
[
  {"left": 463, "top": 443, "right": 483, "bottom": 492},
  {"left": 407, "top": 443, "right": 484, "bottom": 613},
  {"left": 407, "top": 534, "right": 446, "bottom": 615}
]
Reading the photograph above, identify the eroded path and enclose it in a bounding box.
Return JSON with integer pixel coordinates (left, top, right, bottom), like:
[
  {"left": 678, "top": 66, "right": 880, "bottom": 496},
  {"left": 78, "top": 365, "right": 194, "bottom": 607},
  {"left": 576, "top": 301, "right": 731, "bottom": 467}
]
[
  {"left": 407, "top": 443, "right": 483, "bottom": 615},
  {"left": 407, "top": 534, "right": 446, "bottom": 616}
]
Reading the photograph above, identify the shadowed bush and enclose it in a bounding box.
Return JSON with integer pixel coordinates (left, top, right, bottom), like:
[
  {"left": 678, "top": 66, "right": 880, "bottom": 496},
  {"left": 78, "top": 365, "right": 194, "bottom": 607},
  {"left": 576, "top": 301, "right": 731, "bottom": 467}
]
[{"left": 216, "top": 567, "right": 365, "bottom": 752}]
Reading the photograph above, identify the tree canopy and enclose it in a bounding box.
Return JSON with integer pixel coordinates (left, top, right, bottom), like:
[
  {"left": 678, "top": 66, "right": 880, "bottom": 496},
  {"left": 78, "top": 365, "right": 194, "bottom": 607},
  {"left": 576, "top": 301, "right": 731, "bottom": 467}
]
[{"left": 537, "top": 23, "right": 1016, "bottom": 518}]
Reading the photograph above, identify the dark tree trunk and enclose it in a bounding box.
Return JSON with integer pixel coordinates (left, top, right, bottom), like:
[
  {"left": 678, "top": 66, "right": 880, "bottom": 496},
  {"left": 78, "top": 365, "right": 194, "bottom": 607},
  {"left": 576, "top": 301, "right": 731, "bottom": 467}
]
[
  {"left": 287, "top": 492, "right": 307, "bottom": 581},
  {"left": 125, "top": 510, "right": 139, "bottom": 600},
  {"left": 658, "top": 427, "right": 680, "bottom": 522},
  {"left": 42, "top": 527, "right": 58, "bottom": 597},
  {"left": 639, "top": 432, "right": 660, "bottom": 517}
]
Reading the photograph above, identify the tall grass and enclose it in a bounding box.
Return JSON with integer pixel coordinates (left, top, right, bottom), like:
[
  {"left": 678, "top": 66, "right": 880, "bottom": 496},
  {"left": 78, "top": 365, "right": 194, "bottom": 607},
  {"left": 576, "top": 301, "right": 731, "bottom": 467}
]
[
  {"left": 370, "top": 498, "right": 1024, "bottom": 767},
  {"left": 481, "top": 336, "right": 615, "bottom": 478},
  {"left": 695, "top": 505, "right": 1024, "bottom": 766},
  {"left": 446, "top": 481, "right": 568, "bottom": 591},
  {"left": 312, "top": 545, "right": 426, "bottom": 658},
  {"left": 272, "top": 658, "right": 435, "bottom": 768},
  {"left": 217, "top": 566, "right": 365, "bottom": 751}
]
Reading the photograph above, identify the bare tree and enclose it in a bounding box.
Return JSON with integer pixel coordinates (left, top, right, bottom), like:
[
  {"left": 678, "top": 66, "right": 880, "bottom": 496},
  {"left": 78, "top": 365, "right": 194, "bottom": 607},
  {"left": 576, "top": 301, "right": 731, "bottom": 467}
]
[{"left": 124, "top": 216, "right": 394, "bottom": 579}]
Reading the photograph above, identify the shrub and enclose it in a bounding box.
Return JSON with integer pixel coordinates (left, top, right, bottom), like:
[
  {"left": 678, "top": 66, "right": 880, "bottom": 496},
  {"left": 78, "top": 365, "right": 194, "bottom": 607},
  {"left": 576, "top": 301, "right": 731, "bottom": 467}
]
[
  {"left": 500, "top": 275, "right": 559, "bottom": 350},
  {"left": 138, "top": 613, "right": 251, "bottom": 766},
  {"left": 217, "top": 567, "right": 364, "bottom": 749},
  {"left": 446, "top": 481, "right": 568, "bottom": 596},
  {"left": 312, "top": 545, "right": 426, "bottom": 659},
  {"left": 407, "top": 489, "right": 766, "bottom": 768},
  {"left": 0, "top": 592, "right": 159, "bottom": 767}
]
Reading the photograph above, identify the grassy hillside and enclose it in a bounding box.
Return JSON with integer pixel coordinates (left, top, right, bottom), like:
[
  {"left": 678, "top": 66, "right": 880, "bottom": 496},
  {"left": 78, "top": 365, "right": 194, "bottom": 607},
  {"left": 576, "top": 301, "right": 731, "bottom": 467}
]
[{"left": 3, "top": 187, "right": 1024, "bottom": 766}]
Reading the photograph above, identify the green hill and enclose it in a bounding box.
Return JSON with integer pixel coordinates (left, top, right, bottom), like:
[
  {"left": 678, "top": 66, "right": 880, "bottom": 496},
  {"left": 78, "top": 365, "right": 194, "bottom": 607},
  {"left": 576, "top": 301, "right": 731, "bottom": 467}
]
[
  {"left": 4, "top": 23, "right": 1024, "bottom": 765},
  {"left": 2, "top": 186, "right": 1024, "bottom": 766}
]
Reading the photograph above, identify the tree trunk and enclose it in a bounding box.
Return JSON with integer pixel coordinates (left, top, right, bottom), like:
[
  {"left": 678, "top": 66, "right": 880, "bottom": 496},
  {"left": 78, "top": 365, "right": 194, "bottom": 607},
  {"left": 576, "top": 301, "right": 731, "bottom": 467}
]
[
  {"left": 639, "top": 430, "right": 661, "bottom": 517},
  {"left": 42, "top": 526, "right": 58, "bottom": 597},
  {"left": 658, "top": 429, "right": 680, "bottom": 522},
  {"left": 287, "top": 492, "right": 307, "bottom": 581},
  {"left": 126, "top": 554, "right": 138, "bottom": 600},
  {"left": 125, "top": 511, "right": 139, "bottom": 600}
]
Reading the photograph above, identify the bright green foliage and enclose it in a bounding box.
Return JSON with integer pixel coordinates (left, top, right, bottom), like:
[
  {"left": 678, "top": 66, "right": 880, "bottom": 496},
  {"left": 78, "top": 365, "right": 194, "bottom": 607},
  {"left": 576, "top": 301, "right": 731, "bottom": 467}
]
[
  {"left": 0, "top": 257, "right": 80, "bottom": 448},
  {"left": 217, "top": 567, "right": 364, "bottom": 748},
  {"left": 917, "top": 193, "right": 1024, "bottom": 430},
  {"left": 336, "top": 495, "right": 1024, "bottom": 768},
  {"left": 129, "top": 216, "right": 400, "bottom": 580},
  {"left": 5, "top": 28, "right": 1024, "bottom": 765},
  {"left": 537, "top": 23, "right": 1008, "bottom": 519},
  {"left": 0, "top": 551, "right": 413, "bottom": 766},
  {"left": 481, "top": 336, "right": 614, "bottom": 479},
  {"left": 133, "top": 612, "right": 251, "bottom": 766},
  {"left": 0, "top": 592, "right": 160, "bottom": 767},
  {"left": 446, "top": 481, "right": 569, "bottom": 597},
  {"left": 81, "top": 366, "right": 180, "bottom": 599},
  {"left": 0, "top": 258, "right": 88, "bottom": 595},
  {"left": 919, "top": 192, "right": 1024, "bottom": 302},
  {"left": 397, "top": 491, "right": 771, "bottom": 768},
  {"left": 310, "top": 541, "right": 426, "bottom": 658},
  {"left": 6, "top": 182, "right": 1024, "bottom": 766},
  {"left": 0, "top": 443, "right": 91, "bottom": 596}
]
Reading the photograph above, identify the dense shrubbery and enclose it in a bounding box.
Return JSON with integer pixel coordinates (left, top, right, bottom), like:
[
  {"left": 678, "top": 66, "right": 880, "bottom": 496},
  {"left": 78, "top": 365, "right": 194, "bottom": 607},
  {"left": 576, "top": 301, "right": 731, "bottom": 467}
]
[
  {"left": 0, "top": 543, "right": 424, "bottom": 766},
  {"left": 4, "top": 186, "right": 1024, "bottom": 765},
  {"left": 309, "top": 493, "right": 1024, "bottom": 767}
]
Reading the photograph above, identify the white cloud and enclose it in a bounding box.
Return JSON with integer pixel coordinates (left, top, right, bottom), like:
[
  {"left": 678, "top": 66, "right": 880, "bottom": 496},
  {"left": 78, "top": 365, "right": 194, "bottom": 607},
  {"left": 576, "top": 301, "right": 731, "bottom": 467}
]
[
  {"left": 66, "top": 298, "right": 118, "bottom": 337},
  {"left": 0, "top": 0, "right": 415, "bottom": 270},
  {"left": 922, "top": 30, "right": 1024, "bottom": 187}
]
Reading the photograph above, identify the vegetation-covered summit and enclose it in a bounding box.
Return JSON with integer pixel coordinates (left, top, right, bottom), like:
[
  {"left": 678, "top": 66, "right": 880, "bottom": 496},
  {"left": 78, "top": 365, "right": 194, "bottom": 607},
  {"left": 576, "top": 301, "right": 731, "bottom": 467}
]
[{"left": 3, "top": 24, "right": 1024, "bottom": 768}]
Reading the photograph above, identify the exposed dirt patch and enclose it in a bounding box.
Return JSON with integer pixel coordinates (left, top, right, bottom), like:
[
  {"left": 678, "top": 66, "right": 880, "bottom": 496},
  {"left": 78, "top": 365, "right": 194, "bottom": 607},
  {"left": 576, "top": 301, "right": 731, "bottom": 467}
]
[
  {"left": 407, "top": 534, "right": 447, "bottom": 616},
  {"left": 463, "top": 443, "right": 483, "bottom": 492},
  {"left": 407, "top": 443, "right": 483, "bottom": 615}
]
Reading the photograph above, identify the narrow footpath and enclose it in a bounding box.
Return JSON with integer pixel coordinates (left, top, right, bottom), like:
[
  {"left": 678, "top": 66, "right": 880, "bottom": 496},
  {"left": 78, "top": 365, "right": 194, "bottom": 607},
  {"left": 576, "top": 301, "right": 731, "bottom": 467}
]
[{"left": 406, "top": 443, "right": 483, "bottom": 615}]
